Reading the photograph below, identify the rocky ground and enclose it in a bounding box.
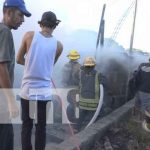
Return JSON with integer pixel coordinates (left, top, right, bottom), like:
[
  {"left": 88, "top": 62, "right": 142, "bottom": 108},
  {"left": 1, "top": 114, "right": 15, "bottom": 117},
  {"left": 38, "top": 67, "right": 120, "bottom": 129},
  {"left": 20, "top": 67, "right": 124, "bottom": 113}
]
[{"left": 92, "top": 115, "right": 150, "bottom": 150}]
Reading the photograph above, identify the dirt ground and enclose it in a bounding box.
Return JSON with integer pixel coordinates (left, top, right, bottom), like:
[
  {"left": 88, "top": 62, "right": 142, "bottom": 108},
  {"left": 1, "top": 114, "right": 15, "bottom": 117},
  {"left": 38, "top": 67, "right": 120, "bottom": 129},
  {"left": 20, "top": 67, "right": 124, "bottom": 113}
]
[{"left": 92, "top": 115, "right": 150, "bottom": 150}]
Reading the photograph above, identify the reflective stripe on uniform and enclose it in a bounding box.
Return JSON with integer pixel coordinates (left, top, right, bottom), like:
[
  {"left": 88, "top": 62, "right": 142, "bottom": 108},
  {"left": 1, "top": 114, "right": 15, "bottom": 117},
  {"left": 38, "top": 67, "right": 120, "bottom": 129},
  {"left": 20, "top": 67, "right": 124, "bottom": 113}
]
[{"left": 79, "top": 101, "right": 98, "bottom": 111}]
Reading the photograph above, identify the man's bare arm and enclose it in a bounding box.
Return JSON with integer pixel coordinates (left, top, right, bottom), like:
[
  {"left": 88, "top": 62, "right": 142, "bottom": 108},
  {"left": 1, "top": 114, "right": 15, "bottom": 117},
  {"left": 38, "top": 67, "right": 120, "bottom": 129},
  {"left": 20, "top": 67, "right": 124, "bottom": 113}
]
[
  {"left": 54, "top": 41, "right": 63, "bottom": 64},
  {"left": 17, "top": 31, "right": 34, "bottom": 65},
  {"left": 16, "top": 34, "right": 27, "bottom": 65},
  {"left": 0, "top": 62, "right": 18, "bottom": 117},
  {"left": 0, "top": 62, "right": 12, "bottom": 88}
]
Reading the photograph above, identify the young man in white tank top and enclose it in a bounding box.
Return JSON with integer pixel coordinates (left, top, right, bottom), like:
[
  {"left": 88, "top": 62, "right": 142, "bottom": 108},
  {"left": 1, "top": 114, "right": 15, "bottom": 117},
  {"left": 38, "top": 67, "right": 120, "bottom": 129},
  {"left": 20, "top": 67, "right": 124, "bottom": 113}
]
[{"left": 17, "top": 11, "right": 63, "bottom": 150}]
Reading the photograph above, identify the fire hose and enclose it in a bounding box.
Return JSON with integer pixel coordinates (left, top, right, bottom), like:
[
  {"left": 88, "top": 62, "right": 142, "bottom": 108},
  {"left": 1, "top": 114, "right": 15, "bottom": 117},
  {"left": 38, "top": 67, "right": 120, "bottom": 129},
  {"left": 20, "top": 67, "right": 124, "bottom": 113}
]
[
  {"left": 51, "top": 79, "right": 80, "bottom": 150},
  {"left": 85, "top": 84, "right": 104, "bottom": 128},
  {"left": 51, "top": 78, "right": 104, "bottom": 129}
]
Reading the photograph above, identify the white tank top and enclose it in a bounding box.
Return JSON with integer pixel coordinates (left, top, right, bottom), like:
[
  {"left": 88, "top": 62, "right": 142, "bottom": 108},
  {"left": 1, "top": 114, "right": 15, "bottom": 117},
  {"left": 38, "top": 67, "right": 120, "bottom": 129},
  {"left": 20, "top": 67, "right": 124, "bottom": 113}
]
[{"left": 20, "top": 32, "right": 57, "bottom": 100}]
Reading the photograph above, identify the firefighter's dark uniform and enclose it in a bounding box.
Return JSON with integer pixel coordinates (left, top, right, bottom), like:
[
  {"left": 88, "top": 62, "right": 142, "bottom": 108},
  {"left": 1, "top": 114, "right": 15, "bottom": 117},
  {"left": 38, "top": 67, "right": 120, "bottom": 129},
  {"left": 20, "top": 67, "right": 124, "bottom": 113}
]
[
  {"left": 67, "top": 56, "right": 112, "bottom": 131},
  {"left": 63, "top": 60, "right": 81, "bottom": 123},
  {"left": 76, "top": 66, "right": 101, "bottom": 130},
  {"left": 62, "top": 60, "right": 81, "bottom": 87}
]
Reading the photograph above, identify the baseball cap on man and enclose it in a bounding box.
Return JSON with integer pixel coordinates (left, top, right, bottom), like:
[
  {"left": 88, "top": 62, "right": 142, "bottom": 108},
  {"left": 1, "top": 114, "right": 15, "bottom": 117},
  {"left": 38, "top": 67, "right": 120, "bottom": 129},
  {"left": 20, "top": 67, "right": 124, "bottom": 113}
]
[
  {"left": 3, "top": 0, "right": 31, "bottom": 17},
  {"left": 38, "top": 11, "right": 61, "bottom": 27}
]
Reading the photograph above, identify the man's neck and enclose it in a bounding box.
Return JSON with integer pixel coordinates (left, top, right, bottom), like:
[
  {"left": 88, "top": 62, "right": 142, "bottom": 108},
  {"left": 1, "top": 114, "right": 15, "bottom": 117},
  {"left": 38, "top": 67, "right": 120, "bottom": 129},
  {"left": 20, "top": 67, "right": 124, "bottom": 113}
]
[{"left": 40, "top": 28, "right": 53, "bottom": 37}]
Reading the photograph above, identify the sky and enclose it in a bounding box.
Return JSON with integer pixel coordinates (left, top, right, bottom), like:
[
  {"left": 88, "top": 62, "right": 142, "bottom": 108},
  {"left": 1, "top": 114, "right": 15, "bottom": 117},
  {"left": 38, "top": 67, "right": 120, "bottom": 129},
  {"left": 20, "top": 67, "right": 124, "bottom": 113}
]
[{"left": 0, "top": 0, "right": 150, "bottom": 52}]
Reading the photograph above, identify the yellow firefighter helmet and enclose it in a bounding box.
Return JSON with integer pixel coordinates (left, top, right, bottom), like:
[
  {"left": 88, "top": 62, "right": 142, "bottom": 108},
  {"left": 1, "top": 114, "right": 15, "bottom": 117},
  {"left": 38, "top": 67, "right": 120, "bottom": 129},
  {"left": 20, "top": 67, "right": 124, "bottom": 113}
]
[
  {"left": 83, "top": 56, "right": 96, "bottom": 66},
  {"left": 67, "top": 50, "right": 80, "bottom": 60}
]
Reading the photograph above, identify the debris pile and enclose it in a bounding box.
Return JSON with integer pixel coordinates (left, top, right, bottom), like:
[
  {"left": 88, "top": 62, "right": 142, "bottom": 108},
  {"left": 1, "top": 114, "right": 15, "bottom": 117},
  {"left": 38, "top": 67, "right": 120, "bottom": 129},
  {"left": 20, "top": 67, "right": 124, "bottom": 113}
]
[{"left": 92, "top": 118, "right": 150, "bottom": 150}]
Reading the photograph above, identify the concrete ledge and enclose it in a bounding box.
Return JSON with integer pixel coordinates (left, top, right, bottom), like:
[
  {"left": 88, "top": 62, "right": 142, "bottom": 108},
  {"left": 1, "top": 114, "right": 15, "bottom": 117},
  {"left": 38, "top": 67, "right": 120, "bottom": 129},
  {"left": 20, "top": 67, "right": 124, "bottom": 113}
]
[{"left": 46, "top": 100, "right": 135, "bottom": 150}]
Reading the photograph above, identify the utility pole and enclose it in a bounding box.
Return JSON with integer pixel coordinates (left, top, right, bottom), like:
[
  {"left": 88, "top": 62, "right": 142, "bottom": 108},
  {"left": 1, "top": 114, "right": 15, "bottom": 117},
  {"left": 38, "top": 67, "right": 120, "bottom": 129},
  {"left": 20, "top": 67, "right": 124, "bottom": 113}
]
[
  {"left": 129, "top": 0, "right": 138, "bottom": 52},
  {"left": 95, "top": 4, "right": 106, "bottom": 59},
  {"left": 96, "top": 4, "right": 106, "bottom": 49}
]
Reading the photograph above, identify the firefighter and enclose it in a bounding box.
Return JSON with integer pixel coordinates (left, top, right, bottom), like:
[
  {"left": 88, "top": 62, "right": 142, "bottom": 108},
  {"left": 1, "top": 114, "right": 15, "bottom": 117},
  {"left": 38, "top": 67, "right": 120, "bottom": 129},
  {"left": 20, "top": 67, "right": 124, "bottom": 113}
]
[
  {"left": 63, "top": 50, "right": 81, "bottom": 124},
  {"left": 67, "top": 56, "right": 107, "bottom": 131},
  {"left": 62, "top": 50, "right": 81, "bottom": 87}
]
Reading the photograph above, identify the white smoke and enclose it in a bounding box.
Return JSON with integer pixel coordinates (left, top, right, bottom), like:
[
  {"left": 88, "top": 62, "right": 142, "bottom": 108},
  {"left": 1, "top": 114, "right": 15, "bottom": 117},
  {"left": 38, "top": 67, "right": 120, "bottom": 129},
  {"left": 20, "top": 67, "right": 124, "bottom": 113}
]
[{"left": 13, "top": 27, "right": 149, "bottom": 88}]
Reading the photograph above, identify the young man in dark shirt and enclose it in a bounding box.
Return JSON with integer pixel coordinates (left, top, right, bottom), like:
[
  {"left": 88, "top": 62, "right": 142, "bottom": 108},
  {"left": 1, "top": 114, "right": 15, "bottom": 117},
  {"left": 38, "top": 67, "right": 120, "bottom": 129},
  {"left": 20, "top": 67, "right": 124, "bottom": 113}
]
[{"left": 0, "top": 0, "right": 31, "bottom": 149}]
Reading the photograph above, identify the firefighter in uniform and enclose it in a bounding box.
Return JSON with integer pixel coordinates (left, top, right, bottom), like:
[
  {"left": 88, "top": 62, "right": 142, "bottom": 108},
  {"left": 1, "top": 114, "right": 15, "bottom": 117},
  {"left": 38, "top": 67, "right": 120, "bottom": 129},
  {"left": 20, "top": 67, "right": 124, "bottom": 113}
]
[
  {"left": 62, "top": 50, "right": 81, "bottom": 123},
  {"left": 77, "top": 57, "right": 101, "bottom": 130},
  {"left": 62, "top": 50, "right": 81, "bottom": 87},
  {"left": 67, "top": 56, "right": 107, "bottom": 131}
]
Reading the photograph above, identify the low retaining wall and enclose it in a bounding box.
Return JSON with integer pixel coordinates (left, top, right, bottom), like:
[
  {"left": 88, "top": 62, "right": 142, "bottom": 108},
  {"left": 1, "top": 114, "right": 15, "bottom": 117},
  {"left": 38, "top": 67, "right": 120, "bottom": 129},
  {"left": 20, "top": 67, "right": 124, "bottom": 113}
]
[{"left": 46, "top": 99, "right": 134, "bottom": 150}]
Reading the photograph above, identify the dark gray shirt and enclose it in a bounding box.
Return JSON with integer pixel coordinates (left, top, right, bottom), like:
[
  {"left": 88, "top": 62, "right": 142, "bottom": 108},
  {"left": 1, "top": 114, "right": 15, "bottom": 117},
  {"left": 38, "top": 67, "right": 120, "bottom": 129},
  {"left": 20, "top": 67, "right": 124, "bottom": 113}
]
[
  {"left": 0, "top": 23, "right": 15, "bottom": 86},
  {"left": 0, "top": 23, "right": 15, "bottom": 113}
]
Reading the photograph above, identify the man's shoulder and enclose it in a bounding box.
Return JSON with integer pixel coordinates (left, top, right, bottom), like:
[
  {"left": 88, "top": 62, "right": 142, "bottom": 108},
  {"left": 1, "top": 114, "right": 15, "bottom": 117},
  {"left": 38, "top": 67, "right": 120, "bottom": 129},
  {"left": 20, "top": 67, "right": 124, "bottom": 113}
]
[
  {"left": 0, "top": 23, "right": 11, "bottom": 35},
  {"left": 25, "top": 31, "right": 34, "bottom": 38},
  {"left": 94, "top": 69, "right": 100, "bottom": 75},
  {"left": 0, "top": 23, "right": 9, "bottom": 30},
  {"left": 64, "top": 62, "right": 70, "bottom": 66},
  {"left": 96, "top": 71, "right": 101, "bottom": 79},
  {"left": 57, "top": 40, "right": 63, "bottom": 50},
  {"left": 72, "top": 62, "right": 81, "bottom": 68},
  {"left": 22, "top": 31, "right": 34, "bottom": 43},
  {"left": 96, "top": 71, "right": 105, "bottom": 80},
  {"left": 139, "top": 62, "right": 150, "bottom": 71},
  {"left": 139, "top": 62, "right": 150, "bottom": 67},
  {"left": 64, "top": 62, "right": 72, "bottom": 69}
]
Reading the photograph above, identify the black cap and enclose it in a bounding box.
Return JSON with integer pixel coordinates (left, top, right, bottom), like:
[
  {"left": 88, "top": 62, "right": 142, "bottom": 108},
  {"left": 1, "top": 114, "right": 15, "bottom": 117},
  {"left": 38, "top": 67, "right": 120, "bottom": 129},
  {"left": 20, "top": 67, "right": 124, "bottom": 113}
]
[{"left": 38, "top": 11, "right": 60, "bottom": 27}]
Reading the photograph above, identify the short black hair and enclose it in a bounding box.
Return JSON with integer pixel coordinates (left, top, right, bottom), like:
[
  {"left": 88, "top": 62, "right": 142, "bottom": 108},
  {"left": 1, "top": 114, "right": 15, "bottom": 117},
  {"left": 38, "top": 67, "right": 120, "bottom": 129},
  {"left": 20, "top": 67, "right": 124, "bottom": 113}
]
[
  {"left": 39, "top": 22, "right": 57, "bottom": 29},
  {"left": 38, "top": 11, "right": 60, "bottom": 29}
]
